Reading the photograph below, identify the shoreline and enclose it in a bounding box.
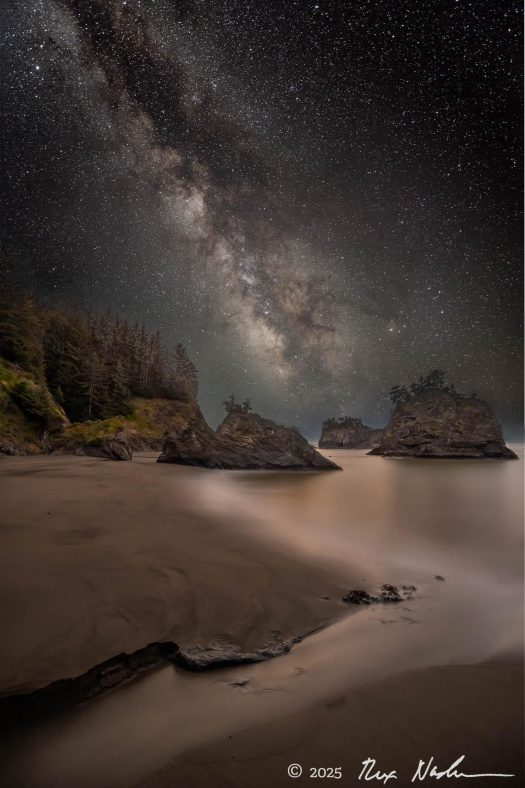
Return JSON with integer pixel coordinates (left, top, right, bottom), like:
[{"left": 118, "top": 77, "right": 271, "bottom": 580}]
[
  {"left": 0, "top": 454, "right": 351, "bottom": 695},
  {"left": 155, "top": 660, "right": 524, "bottom": 788},
  {"left": 2, "top": 654, "right": 522, "bottom": 788},
  {"left": 0, "top": 449, "right": 522, "bottom": 788},
  {"left": 0, "top": 626, "right": 323, "bottom": 721}
]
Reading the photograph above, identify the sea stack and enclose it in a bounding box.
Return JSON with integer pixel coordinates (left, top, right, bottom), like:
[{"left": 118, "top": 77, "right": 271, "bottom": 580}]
[
  {"left": 158, "top": 409, "right": 341, "bottom": 470},
  {"left": 370, "top": 389, "right": 517, "bottom": 459},
  {"left": 319, "top": 416, "right": 383, "bottom": 449}
]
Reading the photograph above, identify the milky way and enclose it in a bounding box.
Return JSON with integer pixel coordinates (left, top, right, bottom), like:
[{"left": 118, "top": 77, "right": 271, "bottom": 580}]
[{"left": 2, "top": 0, "right": 522, "bottom": 436}]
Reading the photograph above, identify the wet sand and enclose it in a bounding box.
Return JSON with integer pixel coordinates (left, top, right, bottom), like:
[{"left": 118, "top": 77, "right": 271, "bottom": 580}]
[
  {"left": 0, "top": 455, "right": 349, "bottom": 694},
  {"left": 161, "top": 662, "right": 524, "bottom": 788},
  {"left": 0, "top": 448, "right": 523, "bottom": 787}
]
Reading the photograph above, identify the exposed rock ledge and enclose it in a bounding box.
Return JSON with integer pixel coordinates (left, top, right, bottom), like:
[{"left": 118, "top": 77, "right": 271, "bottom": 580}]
[
  {"left": 343, "top": 584, "right": 417, "bottom": 604},
  {"left": 172, "top": 637, "right": 299, "bottom": 671},
  {"left": 49, "top": 398, "right": 204, "bottom": 460},
  {"left": 54, "top": 433, "right": 133, "bottom": 461},
  {"left": 158, "top": 410, "right": 341, "bottom": 470},
  {"left": 369, "top": 389, "right": 517, "bottom": 459},
  {"left": 0, "top": 583, "right": 417, "bottom": 721},
  {"left": 0, "top": 638, "right": 299, "bottom": 722}
]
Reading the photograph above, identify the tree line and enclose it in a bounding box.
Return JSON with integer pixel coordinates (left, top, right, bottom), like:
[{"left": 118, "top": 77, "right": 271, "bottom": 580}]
[
  {"left": 323, "top": 370, "right": 477, "bottom": 425},
  {"left": 322, "top": 416, "right": 365, "bottom": 429},
  {"left": 0, "top": 288, "right": 199, "bottom": 423},
  {"left": 389, "top": 369, "right": 477, "bottom": 404},
  {"left": 222, "top": 393, "right": 252, "bottom": 414}
]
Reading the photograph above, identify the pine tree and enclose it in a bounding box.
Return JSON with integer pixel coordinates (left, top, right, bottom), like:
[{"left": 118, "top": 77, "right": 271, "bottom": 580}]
[
  {"left": 82, "top": 351, "right": 108, "bottom": 419},
  {"left": 1, "top": 279, "right": 201, "bottom": 420},
  {"left": 424, "top": 369, "right": 446, "bottom": 389},
  {"left": 0, "top": 293, "right": 44, "bottom": 376},
  {"left": 174, "top": 343, "right": 199, "bottom": 399},
  {"left": 223, "top": 393, "right": 238, "bottom": 413},
  {"left": 43, "top": 309, "right": 91, "bottom": 420},
  {"left": 138, "top": 323, "right": 148, "bottom": 388},
  {"left": 389, "top": 384, "right": 410, "bottom": 404}
]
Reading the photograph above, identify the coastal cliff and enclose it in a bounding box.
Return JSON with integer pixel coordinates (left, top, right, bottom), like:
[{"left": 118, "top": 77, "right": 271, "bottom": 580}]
[
  {"left": 0, "top": 293, "right": 201, "bottom": 459},
  {"left": 158, "top": 409, "right": 340, "bottom": 470},
  {"left": 0, "top": 358, "right": 70, "bottom": 455},
  {"left": 1, "top": 355, "right": 339, "bottom": 469},
  {"left": 371, "top": 389, "right": 517, "bottom": 459},
  {"left": 50, "top": 398, "right": 207, "bottom": 460},
  {"left": 0, "top": 358, "right": 205, "bottom": 461},
  {"left": 319, "top": 416, "right": 383, "bottom": 449}
]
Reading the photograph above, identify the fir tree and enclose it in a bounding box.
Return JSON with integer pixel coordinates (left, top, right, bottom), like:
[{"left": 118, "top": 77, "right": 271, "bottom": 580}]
[
  {"left": 223, "top": 393, "right": 238, "bottom": 414},
  {"left": 174, "top": 342, "right": 199, "bottom": 399},
  {"left": 0, "top": 293, "right": 44, "bottom": 377},
  {"left": 1, "top": 283, "right": 201, "bottom": 422}
]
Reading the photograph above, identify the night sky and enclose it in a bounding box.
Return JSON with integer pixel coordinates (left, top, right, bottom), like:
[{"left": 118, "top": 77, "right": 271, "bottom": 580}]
[{"left": 2, "top": 1, "right": 523, "bottom": 437}]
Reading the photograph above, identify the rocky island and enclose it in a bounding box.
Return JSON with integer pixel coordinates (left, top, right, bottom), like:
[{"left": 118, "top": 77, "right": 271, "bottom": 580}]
[
  {"left": 319, "top": 416, "right": 383, "bottom": 449},
  {"left": 158, "top": 407, "right": 340, "bottom": 470},
  {"left": 370, "top": 371, "right": 517, "bottom": 459}
]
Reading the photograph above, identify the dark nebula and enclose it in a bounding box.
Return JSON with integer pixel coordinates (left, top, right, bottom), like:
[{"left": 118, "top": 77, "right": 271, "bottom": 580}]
[{"left": 2, "top": 0, "right": 522, "bottom": 436}]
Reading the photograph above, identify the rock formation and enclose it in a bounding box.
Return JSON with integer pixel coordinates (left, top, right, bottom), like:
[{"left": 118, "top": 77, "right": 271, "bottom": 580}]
[
  {"left": 172, "top": 637, "right": 298, "bottom": 671},
  {"left": 370, "top": 389, "right": 517, "bottom": 459},
  {"left": 343, "top": 584, "right": 416, "bottom": 605},
  {"left": 0, "top": 636, "right": 301, "bottom": 721},
  {"left": 50, "top": 398, "right": 205, "bottom": 459},
  {"left": 0, "top": 642, "right": 178, "bottom": 721},
  {"left": 57, "top": 432, "right": 134, "bottom": 461},
  {"left": 319, "top": 416, "right": 383, "bottom": 448},
  {"left": 158, "top": 409, "right": 341, "bottom": 470}
]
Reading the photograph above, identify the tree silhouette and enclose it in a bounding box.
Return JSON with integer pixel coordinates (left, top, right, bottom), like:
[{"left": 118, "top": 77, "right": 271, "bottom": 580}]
[
  {"left": 174, "top": 342, "right": 199, "bottom": 399},
  {"left": 223, "top": 393, "right": 238, "bottom": 414},
  {"left": 0, "top": 282, "right": 200, "bottom": 421},
  {"left": 389, "top": 370, "right": 463, "bottom": 405}
]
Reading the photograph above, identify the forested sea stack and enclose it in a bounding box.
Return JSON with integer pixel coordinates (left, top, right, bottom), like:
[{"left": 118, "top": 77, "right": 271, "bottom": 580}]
[
  {"left": 319, "top": 416, "right": 383, "bottom": 449},
  {"left": 371, "top": 371, "right": 517, "bottom": 459},
  {"left": 159, "top": 406, "right": 340, "bottom": 470}
]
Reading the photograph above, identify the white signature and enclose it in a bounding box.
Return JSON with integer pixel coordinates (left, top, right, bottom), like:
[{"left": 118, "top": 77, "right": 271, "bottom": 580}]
[{"left": 358, "top": 756, "right": 515, "bottom": 784}]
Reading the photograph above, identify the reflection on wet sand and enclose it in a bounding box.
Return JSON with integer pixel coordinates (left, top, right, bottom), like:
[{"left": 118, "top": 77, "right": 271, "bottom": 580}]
[{"left": 0, "top": 448, "right": 523, "bottom": 788}]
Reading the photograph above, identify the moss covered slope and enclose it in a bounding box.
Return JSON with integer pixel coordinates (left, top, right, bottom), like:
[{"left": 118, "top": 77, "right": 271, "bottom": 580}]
[
  {"left": 50, "top": 397, "right": 209, "bottom": 455},
  {"left": 0, "top": 358, "right": 70, "bottom": 455}
]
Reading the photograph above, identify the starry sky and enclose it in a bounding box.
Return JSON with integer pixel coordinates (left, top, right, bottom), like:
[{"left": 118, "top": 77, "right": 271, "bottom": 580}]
[{"left": 2, "top": 0, "right": 523, "bottom": 437}]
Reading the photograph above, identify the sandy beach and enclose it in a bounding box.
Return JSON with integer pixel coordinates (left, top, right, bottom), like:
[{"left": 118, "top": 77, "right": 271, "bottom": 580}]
[
  {"left": 0, "top": 449, "right": 523, "bottom": 787},
  {"left": 3, "top": 1, "right": 522, "bottom": 784},
  {"left": 160, "top": 662, "right": 524, "bottom": 788},
  {"left": 0, "top": 455, "right": 349, "bottom": 695}
]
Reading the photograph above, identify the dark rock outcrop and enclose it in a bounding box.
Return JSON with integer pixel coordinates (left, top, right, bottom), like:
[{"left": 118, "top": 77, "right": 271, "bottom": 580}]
[
  {"left": 50, "top": 398, "right": 208, "bottom": 459},
  {"left": 0, "top": 437, "right": 17, "bottom": 456},
  {"left": 51, "top": 427, "right": 133, "bottom": 460},
  {"left": 84, "top": 436, "right": 133, "bottom": 461},
  {"left": 343, "top": 584, "right": 417, "bottom": 605},
  {"left": 172, "top": 638, "right": 298, "bottom": 671},
  {"left": 0, "top": 637, "right": 301, "bottom": 722},
  {"left": 370, "top": 389, "right": 517, "bottom": 459},
  {"left": 319, "top": 416, "right": 383, "bottom": 449},
  {"left": 0, "top": 642, "right": 178, "bottom": 722},
  {"left": 158, "top": 410, "right": 341, "bottom": 470}
]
